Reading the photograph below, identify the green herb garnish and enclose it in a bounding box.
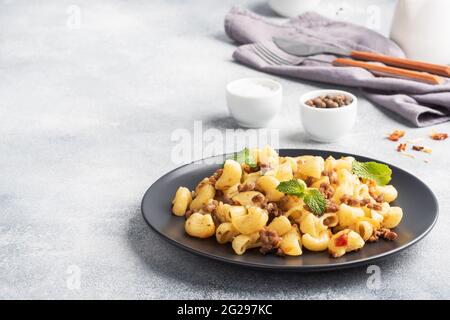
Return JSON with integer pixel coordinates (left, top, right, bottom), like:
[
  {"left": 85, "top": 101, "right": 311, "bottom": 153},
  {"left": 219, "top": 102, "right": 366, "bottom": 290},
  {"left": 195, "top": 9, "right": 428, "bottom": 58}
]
[
  {"left": 276, "top": 179, "right": 326, "bottom": 216},
  {"left": 303, "top": 189, "right": 327, "bottom": 216},
  {"left": 352, "top": 161, "right": 392, "bottom": 186},
  {"left": 230, "top": 148, "right": 257, "bottom": 168},
  {"left": 276, "top": 179, "right": 306, "bottom": 198}
]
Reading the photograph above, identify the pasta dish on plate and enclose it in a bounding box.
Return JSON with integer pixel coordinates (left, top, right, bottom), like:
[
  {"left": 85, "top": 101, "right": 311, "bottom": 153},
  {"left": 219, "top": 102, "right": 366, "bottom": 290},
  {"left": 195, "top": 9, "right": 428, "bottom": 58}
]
[{"left": 171, "top": 146, "right": 402, "bottom": 258}]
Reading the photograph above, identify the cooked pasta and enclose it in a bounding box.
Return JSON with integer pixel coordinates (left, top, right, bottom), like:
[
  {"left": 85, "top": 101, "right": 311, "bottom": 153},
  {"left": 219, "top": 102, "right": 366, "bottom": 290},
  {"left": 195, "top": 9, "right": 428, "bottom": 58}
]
[{"left": 171, "top": 146, "right": 403, "bottom": 258}]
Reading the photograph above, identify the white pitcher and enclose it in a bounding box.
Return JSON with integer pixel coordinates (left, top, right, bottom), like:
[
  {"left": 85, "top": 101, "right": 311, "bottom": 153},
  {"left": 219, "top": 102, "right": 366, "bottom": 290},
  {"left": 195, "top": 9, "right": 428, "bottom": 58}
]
[{"left": 390, "top": 0, "right": 450, "bottom": 64}]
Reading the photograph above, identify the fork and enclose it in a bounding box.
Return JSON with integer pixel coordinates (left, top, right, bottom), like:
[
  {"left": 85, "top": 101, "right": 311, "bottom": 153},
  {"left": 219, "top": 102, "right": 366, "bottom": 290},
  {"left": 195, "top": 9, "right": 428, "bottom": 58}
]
[
  {"left": 252, "top": 43, "right": 296, "bottom": 66},
  {"left": 251, "top": 42, "right": 444, "bottom": 85}
]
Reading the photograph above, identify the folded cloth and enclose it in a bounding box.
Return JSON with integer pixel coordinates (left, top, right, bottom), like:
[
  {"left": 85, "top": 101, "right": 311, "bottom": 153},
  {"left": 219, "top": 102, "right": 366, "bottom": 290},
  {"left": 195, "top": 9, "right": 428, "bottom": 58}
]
[{"left": 224, "top": 7, "right": 450, "bottom": 127}]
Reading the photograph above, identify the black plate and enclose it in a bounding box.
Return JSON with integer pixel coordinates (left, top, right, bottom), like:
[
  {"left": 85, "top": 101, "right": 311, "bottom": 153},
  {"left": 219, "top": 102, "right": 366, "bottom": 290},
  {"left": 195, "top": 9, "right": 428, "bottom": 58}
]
[{"left": 141, "top": 149, "right": 438, "bottom": 272}]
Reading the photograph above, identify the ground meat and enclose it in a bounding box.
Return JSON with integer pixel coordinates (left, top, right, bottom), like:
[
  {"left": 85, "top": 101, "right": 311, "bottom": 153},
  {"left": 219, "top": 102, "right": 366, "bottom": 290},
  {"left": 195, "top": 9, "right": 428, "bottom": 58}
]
[
  {"left": 251, "top": 193, "right": 265, "bottom": 204},
  {"left": 259, "top": 228, "right": 282, "bottom": 255},
  {"left": 412, "top": 145, "right": 425, "bottom": 151},
  {"left": 323, "top": 170, "right": 338, "bottom": 185},
  {"left": 185, "top": 209, "right": 194, "bottom": 219},
  {"left": 369, "top": 188, "right": 386, "bottom": 204},
  {"left": 214, "top": 190, "right": 234, "bottom": 205},
  {"left": 319, "top": 183, "right": 334, "bottom": 199},
  {"left": 367, "top": 202, "right": 383, "bottom": 211},
  {"left": 325, "top": 199, "right": 339, "bottom": 213},
  {"left": 278, "top": 196, "right": 292, "bottom": 211},
  {"left": 383, "top": 229, "right": 398, "bottom": 241},
  {"left": 221, "top": 195, "right": 234, "bottom": 205},
  {"left": 360, "top": 198, "right": 371, "bottom": 206},
  {"left": 260, "top": 163, "right": 273, "bottom": 175},
  {"left": 374, "top": 194, "right": 384, "bottom": 203},
  {"left": 263, "top": 202, "right": 282, "bottom": 218},
  {"left": 208, "top": 168, "right": 223, "bottom": 184},
  {"left": 369, "top": 228, "right": 398, "bottom": 242},
  {"left": 304, "top": 177, "right": 314, "bottom": 187},
  {"left": 211, "top": 212, "right": 221, "bottom": 226},
  {"left": 238, "top": 181, "right": 256, "bottom": 192},
  {"left": 340, "top": 195, "right": 360, "bottom": 206},
  {"left": 202, "top": 199, "right": 218, "bottom": 213}
]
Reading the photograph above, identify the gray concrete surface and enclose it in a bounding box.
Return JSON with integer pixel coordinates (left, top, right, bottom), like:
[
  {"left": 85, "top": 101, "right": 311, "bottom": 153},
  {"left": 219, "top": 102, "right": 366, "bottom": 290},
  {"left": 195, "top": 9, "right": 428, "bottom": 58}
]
[{"left": 0, "top": 0, "right": 449, "bottom": 299}]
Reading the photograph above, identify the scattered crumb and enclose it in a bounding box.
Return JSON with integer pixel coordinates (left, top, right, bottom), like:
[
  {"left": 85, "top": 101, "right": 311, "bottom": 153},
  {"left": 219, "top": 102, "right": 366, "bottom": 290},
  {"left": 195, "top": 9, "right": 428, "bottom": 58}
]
[
  {"left": 399, "top": 152, "right": 415, "bottom": 159},
  {"left": 388, "top": 130, "right": 405, "bottom": 142},
  {"left": 412, "top": 145, "right": 433, "bottom": 154},
  {"left": 397, "top": 143, "right": 407, "bottom": 152},
  {"left": 430, "top": 131, "right": 448, "bottom": 140},
  {"left": 386, "top": 130, "right": 442, "bottom": 161},
  {"left": 407, "top": 138, "right": 424, "bottom": 144}
]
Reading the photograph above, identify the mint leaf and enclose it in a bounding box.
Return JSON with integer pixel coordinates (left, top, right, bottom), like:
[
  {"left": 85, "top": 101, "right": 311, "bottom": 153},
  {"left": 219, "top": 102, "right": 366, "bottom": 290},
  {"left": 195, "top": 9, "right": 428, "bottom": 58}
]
[
  {"left": 352, "top": 161, "right": 392, "bottom": 186},
  {"left": 304, "top": 189, "right": 326, "bottom": 216},
  {"left": 276, "top": 179, "right": 306, "bottom": 197},
  {"left": 231, "top": 148, "right": 257, "bottom": 168}
]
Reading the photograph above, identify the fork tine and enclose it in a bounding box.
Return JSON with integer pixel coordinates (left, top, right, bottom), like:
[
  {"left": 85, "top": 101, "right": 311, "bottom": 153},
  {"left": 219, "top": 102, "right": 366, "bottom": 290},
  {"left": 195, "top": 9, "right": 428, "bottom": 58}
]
[
  {"left": 254, "top": 43, "right": 284, "bottom": 65},
  {"left": 256, "top": 43, "right": 294, "bottom": 66},
  {"left": 252, "top": 44, "right": 282, "bottom": 66},
  {"left": 251, "top": 46, "right": 271, "bottom": 65}
]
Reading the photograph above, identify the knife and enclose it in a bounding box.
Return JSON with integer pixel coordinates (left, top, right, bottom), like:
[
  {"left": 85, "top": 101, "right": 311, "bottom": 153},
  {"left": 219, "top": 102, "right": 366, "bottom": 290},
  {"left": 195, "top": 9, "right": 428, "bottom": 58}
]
[{"left": 273, "top": 37, "right": 450, "bottom": 78}]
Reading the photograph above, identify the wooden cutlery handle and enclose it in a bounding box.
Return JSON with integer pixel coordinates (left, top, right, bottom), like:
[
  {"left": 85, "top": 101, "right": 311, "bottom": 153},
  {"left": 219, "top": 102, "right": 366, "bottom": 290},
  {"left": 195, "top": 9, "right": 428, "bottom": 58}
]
[
  {"left": 351, "top": 50, "right": 450, "bottom": 78},
  {"left": 333, "top": 58, "right": 444, "bottom": 85}
]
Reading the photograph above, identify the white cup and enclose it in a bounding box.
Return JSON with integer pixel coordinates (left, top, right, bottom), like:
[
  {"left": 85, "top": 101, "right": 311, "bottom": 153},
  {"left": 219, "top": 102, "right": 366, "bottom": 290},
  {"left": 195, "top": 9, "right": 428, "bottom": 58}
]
[
  {"left": 299, "top": 90, "right": 357, "bottom": 143},
  {"left": 390, "top": 0, "right": 450, "bottom": 64},
  {"left": 226, "top": 78, "right": 282, "bottom": 128}
]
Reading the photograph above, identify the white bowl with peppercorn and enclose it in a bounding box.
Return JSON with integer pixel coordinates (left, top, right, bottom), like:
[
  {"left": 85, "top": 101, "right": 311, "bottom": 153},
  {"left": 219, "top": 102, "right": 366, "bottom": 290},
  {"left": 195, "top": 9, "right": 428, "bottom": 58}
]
[{"left": 299, "top": 90, "right": 357, "bottom": 143}]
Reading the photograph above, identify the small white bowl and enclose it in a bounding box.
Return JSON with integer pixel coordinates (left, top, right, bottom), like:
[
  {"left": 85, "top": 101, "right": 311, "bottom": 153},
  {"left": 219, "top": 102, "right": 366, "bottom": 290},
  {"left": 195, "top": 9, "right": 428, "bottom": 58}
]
[
  {"left": 226, "top": 78, "right": 282, "bottom": 128},
  {"left": 299, "top": 90, "right": 357, "bottom": 143}
]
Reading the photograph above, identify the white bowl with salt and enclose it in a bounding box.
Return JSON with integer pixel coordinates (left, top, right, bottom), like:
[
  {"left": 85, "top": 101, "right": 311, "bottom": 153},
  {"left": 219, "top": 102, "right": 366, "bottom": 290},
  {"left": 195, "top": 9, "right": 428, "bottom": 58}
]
[{"left": 226, "top": 78, "right": 282, "bottom": 128}]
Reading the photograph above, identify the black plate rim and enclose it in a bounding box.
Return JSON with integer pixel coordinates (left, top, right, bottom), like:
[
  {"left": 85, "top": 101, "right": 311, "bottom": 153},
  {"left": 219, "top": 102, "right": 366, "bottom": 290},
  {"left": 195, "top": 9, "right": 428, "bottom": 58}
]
[{"left": 141, "top": 149, "right": 439, "bottom": 272}]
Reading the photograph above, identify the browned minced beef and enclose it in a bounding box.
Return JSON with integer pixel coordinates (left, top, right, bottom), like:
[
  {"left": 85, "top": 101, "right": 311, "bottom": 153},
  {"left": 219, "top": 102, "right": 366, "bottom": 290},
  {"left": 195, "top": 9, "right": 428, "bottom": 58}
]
[
  {"left": 323, "top": 170, "right": 338, "bottom": 185},
  {"left": 211, "top": 212, "right": 221, "bottom": 226},
  {"left": 208, "top": 168, "right": 223, "bottom": 185},
  {"left": 340, "top": 195, "right": 360, "bottom": 206},
  {"left": 278, "top": 196, "right": 292, "bottom": 211},
  {"left": 214, "top": 190, "right": 234, "bottom": 205},
  {"left": 202, "top": 199, "right": 218, "bottom": 213},
  {"left": 374, "top": 194, "right": 384, "bottom": 203},
  {"left": 259, "top": 228, "right": 282, "bottom": 255},
  {"left": 304, "top": 177, "right": 314, "bottom": 187},
  {"left": 262, "top": 202, "right": 282, "bottom": 218},
  {"left": 368, "top": 228, "right": 398, "bottom": 242},
  {"left": 325, "top": 199, "right": 339, "bottom": 213},
  {"left": 359, "top": 198, "right": 371, "bottom": 206},
  {"left": 319, "top": 183, "right": 335, "bottom": 199},
  {"left": 367, "top": 202, "right": 383, "bottom": 211},
  {"left": 185, "top": 209, "right": 194, "bottom": 219},
  {"left": 251, "top": 193, "right": 265, "bottom": 204},
  {"left": 379, "top": 228, "right": 398, "bottom": 241},
  {"left": 238, "top": 181, "right": 256, "bottom": 192},
  {"left": 260, "top": 163, "right": 273, "bottom": 175}
]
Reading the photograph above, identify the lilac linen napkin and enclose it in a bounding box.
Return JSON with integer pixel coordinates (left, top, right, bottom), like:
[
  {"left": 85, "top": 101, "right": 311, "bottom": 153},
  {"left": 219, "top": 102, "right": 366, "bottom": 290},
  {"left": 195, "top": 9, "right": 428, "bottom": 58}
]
[{"left": 224, "top": 7, "right": 450, "bottom": 127}]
